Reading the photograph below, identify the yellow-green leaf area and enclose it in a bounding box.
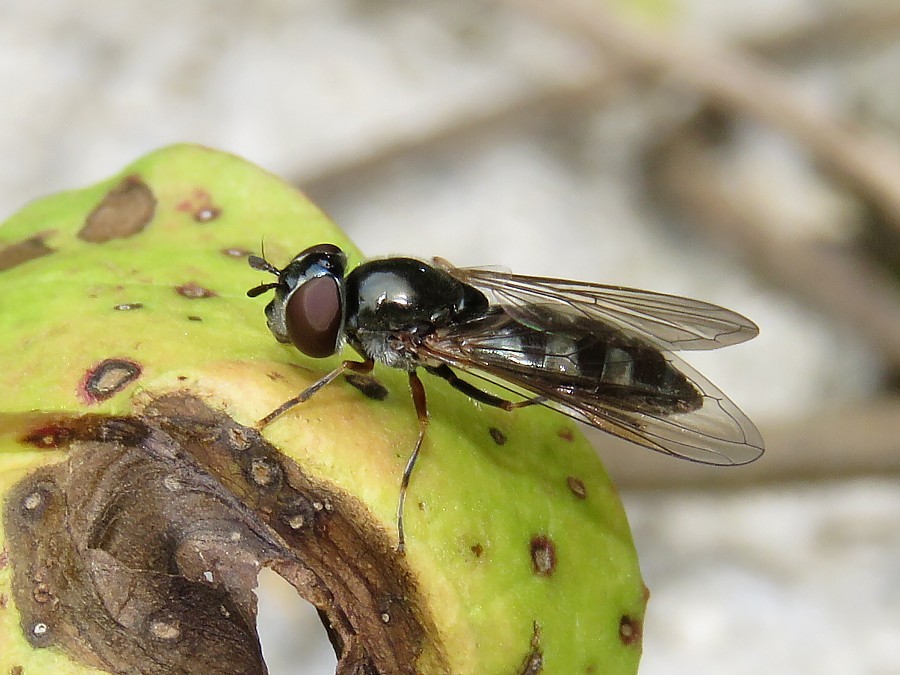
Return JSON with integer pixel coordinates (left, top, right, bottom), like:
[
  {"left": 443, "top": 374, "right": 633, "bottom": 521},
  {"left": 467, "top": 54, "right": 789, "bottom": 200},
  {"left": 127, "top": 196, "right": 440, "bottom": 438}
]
[{"left": 0, "top": 144, "right": 359, "bottom": 414}]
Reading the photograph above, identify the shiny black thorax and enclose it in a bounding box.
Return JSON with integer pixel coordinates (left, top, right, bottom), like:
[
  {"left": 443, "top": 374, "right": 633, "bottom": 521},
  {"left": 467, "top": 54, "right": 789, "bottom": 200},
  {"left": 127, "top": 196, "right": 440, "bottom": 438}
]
[
  {"left": 343, "top": 258, "right": 698, "bottom": 413},
  {"left": 343, "top": 258, "right": 490, "bottom": 371}
]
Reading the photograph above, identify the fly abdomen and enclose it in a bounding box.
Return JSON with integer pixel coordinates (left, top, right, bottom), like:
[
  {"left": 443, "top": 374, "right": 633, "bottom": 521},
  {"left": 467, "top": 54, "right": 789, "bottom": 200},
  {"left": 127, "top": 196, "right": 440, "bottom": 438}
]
[
  {"left": 575, "top": 334, "right": 702, "bottom": 414},
  {"left": 456, "top": 310, "right": 702, "bottom": 416}
]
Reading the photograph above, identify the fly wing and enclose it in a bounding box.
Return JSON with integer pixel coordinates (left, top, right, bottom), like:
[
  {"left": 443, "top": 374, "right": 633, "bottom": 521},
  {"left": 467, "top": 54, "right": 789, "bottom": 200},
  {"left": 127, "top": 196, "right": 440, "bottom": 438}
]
[
  {"left": 420, "top": 313, "right": 764, "bottom": 466},
  {"left": 435, "top": 259, "right": 759, "bottom": 351}
]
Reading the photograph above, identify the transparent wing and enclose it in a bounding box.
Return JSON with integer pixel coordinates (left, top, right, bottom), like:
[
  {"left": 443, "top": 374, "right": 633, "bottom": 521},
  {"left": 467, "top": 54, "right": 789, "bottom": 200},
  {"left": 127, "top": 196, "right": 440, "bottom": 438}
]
[
  {"left": 435, "top": 259, "right": 759, "bottom": 351},
  {"left": 420, "top": 314, "right": 764, "bottom": 466}
]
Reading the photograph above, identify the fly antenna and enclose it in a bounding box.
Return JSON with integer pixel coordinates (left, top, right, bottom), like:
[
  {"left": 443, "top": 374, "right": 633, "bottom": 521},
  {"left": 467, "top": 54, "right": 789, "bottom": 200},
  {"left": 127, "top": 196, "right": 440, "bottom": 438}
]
[
  {"left": 247, "top": 237, "right": 281, "bottom": 275},
  {"left": 248, "top": 252, "right": 281, "bottom": 277},
  {"left": 246, "top": 281, "right": 280, "bottom": 298},
  {"left": 247, "top": 239, "right": 281, "bottom": 297}
]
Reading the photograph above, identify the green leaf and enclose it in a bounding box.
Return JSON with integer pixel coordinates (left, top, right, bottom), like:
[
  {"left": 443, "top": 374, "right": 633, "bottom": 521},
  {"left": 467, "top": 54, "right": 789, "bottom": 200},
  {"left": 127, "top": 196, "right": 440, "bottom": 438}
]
[{"left": 0, "top": 144, "right": 645, "bottom": 674}]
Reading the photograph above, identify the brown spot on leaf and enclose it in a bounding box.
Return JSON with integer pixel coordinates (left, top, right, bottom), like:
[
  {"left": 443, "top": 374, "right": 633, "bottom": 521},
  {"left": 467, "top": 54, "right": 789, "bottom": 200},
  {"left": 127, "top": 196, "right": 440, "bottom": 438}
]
[
  {"left": 175, "top": 189, "right": 221, "bottom": 222},
  {"left": 0, "top": 548, "right": 8, "bottom": 569},
  {"left": 488, "top": 426, "right": 507, "bottom": 445},
  {"left": 281, "top": 496, "right": 317, "bottom": 532},
  {"left": 113, "top": 302, "right": 144, "bottom": 311},
  {"left": 344, "top": 373, "right": 389, "bottom": 401},
  {"left": 0, "top": 593, "right": 8, "bottom": 609},
  {"left": 29, "top": 620, "right": 52, "bottom": 646},
  {"left": 10, "top": 665, "right": 24, "bottom": 675},
  {"left": 225, "top": 426, "right": 253, "bottom": 452},
  {"left": 518, "top": 622, "right": 543, "bottom": 674},
  {"left": 80, "top": 359, "right": 142, "bottom": 404},
  {"left": 19, "top": 484, "right": 54, "bottom": 519},
  {"left": 149, "top": 615, "right": 182, "bottom": 641},
  {"left": 21, "top": 423, "right": 72, "bottom": 449},
  {"left": 248, "top": 456, "right": 283, "bottom": 490},
  {"left": 79, "top": 176, "right": 155, "bottom": 243},
  {"left": 530, "top": 536, "right": 556, "bottom": 577},
  {"left": 33, "top": 580, "right": 58, "bottom": 607},
  {"left": 619, "top": 615, "right": 642, "bottom": 646},
  {"left": 0, "top": 231, "right": 55, "bottom": 271},
  {"left": 222, "top": 247, "right": 252, "bottom": 258},
  {"left": 194, "top": 206, "right": 221, "bottom": 222},
  {"left": 558, "top": 427, "right": 574, "bottom": 442},
  {"left": 566, "top": 476, "right": 587, "bottom": 499},
  {"left": 176, "top": 283, "right": 216, "bottom": 299},
  {"left": 187, "top": 315, "right": 203, "bottom": 322},
  {"left": 470, "top": 543, "right": 483, "bottom": 558}
]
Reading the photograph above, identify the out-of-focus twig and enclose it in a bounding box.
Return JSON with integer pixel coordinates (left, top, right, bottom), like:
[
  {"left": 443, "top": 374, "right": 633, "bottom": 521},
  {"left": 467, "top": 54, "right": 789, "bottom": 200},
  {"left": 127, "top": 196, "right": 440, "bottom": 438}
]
[
  {"left": 748, "top": 3, "right": 900, "bottom": 60},
  {"left": 297, "top": 68, "right": 626, "bottom": 201},
  {"left": 502, "top": 0, "right": 900, "bottom": 236},
  {"left": 594, "top": 398, "right": 900, "bottom": 489},
  {"left": 294, "top": 0, "right": 900, "bottom": 231},
  {"left": 646, "top": 115, "right": 900, "bottom": 369}
]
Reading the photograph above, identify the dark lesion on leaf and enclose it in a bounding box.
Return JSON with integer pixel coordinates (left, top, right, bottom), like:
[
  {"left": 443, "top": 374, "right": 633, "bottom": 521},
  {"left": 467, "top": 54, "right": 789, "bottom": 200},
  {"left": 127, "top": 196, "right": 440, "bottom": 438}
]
[
  {"left": 176, "top": 282, "right": 217, "bottom": 299},
  {"left": 79, "top": 175, "right": 156, "bottom": 243},
  {"left": 194, "top": 205, "right": 221, "bottom": 222},
  {"left": 79, "top": 358, "right": 142, "bottom": 404},
  {"left": 488, "top": 427, "right": 507, "bottom": 445},
  {"left": 529, "top": 536, "right": 557, "bottom": 577},
  {"left": 0, "top": 231, "right": 55, "bottom": 271},
  {"left": 566, "top": 476, "right": 587, "bottom": 500},
  {"left": 3, "top": 394, "right": 441, "bottom": 675},
  {"left": 222, "top": 247, "right": 253, "bottom": 259},
  {"left": 517, "top": 622, "right": 543, "bottom": 674},
  {"left": 618, "top": 614, "right": 642, "bottom": 647}
]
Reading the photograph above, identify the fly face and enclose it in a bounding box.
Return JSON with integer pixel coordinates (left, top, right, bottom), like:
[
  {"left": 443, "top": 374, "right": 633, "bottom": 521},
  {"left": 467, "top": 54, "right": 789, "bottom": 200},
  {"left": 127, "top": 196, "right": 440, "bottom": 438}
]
[
  {"left": 248, "top": 243, "right": 764, "bottom": 551},
  {"left": 248, "top": 243, "right": 348, "bottom": 358}
]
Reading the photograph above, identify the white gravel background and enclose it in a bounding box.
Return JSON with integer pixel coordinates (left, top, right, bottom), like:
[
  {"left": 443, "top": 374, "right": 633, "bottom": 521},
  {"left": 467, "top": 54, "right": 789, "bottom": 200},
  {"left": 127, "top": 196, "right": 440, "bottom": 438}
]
[{"left": 1, "top": 1, "right": 897, "bottom": 673}]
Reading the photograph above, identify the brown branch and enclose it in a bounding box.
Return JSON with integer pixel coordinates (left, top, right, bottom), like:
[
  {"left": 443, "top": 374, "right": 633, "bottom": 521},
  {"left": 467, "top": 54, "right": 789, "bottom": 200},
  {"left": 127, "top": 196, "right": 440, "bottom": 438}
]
[
  {"left": 748, "top": 3, "right": 900, "bottom": 60},
  {"left": 288, "top": 1, "right": 900, "bottom": 233},
  {"left": 297, "top": 67, "right": 626, "bottom": 202},
  {"left": 501, "top": 0, "right": 900, "bottom": 236},
  {"left": 645, "top": 114, "right": 900, "bottom": 368}
]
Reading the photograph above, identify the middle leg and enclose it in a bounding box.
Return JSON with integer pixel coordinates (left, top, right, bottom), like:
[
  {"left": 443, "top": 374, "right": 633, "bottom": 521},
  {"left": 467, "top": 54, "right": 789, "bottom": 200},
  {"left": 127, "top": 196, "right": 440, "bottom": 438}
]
[
  {"left": 396, "top": 370, "right": 429, "bottom": 554},
  {"left": 426, "top": 364, "right": 544, "bottom": 410}
]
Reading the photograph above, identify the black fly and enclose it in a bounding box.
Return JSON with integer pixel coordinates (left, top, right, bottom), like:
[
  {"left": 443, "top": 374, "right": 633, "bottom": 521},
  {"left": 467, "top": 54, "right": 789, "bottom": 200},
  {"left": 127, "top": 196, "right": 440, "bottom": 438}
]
[{"left": 248, "top": 243, "right": 764, "bottom": 552}]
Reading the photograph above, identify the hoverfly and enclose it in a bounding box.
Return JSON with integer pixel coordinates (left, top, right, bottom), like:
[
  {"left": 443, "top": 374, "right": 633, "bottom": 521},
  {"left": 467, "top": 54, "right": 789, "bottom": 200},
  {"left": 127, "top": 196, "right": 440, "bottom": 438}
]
[{"left": 248, "top": 243, "right": 764, "bottom": 552}]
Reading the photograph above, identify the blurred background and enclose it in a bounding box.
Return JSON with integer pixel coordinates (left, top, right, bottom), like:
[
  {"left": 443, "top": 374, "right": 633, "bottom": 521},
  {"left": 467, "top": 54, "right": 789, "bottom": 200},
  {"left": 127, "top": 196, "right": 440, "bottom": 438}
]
[{"left": 2, "top": 0, "right": 899, "bottom": 673}]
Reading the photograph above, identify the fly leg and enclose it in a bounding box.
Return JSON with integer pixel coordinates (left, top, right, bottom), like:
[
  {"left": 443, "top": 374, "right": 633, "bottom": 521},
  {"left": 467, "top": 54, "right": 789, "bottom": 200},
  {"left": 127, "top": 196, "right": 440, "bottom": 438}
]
[
  {"left": 426, "top": 364, "right": 545, "bottom": 411},
  {"left": 259, "top": 358, "right": 375, "bottom": 427},
  {"left": 397, "top": 370, "right": 429, "bottom": 554}
]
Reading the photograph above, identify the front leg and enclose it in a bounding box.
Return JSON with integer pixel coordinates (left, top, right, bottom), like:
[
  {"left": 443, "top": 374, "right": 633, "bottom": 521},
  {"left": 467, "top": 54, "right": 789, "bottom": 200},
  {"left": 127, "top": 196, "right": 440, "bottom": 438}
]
[{"left": 259, "top": 358, "right": 375, "bottom": 427}]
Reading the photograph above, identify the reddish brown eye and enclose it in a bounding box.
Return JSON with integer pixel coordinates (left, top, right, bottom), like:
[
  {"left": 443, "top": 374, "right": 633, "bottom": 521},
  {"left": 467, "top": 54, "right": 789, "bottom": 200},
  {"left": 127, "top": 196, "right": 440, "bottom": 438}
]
[{"left": 285, "top": 276, "right": 343, "bottom": 358}]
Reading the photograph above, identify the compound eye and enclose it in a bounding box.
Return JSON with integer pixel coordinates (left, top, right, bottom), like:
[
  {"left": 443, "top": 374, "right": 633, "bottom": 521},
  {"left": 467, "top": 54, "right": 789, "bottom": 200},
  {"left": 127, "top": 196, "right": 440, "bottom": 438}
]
[{"left": 285, "top": 276, "right": 343, "bottom": 358}]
